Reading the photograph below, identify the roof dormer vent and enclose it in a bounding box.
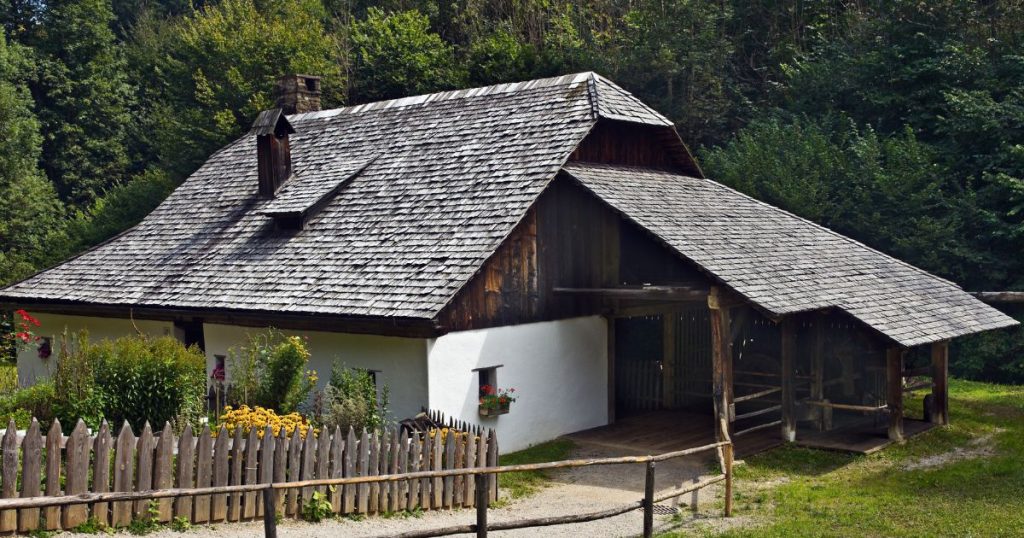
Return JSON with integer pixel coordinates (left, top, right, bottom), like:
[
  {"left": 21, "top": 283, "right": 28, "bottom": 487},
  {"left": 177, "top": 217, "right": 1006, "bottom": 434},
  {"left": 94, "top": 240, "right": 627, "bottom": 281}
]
[{"left": 250, "top": 108, "right": 295, "bottom": 198}]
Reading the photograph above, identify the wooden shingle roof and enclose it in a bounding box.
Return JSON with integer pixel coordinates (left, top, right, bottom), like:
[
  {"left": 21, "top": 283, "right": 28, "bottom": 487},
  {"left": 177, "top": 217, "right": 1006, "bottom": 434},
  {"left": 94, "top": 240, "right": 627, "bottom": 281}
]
[{"left": 562, "top": 163, "right": 1018, "bottom": 347}]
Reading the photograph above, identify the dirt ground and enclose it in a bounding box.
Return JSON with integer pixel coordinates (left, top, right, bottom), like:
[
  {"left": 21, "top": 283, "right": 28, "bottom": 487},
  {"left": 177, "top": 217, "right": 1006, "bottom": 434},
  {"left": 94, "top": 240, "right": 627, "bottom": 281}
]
[{"left": 114, "top": 440, "right": 733, "bottom": 538}]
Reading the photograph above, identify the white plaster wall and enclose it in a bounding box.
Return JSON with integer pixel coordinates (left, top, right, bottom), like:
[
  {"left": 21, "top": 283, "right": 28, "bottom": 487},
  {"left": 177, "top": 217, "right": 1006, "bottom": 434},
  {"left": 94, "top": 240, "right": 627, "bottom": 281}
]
[
  {"left": 202, "top": 324, "right": 429, "bottom": 420},
  {"left": 15, "top": 313, "right": 175, "bottom": 386},
  {"left": 426, "top": 316, "right": 608, "bottom": 453}
]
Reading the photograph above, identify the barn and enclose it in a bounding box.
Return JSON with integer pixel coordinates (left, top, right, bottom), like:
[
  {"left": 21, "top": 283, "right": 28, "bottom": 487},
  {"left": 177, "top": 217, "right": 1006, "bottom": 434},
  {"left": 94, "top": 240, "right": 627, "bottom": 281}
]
[{"left": 1, "top": 72, "right": 1016, "bottom": 453}]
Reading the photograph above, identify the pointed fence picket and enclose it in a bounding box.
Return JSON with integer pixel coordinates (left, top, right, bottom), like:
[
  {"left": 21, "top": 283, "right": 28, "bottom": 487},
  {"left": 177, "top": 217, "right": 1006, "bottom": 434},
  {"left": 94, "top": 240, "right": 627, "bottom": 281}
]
[{"left": 0, "top": 416, "right": 496, "bottom": 532}]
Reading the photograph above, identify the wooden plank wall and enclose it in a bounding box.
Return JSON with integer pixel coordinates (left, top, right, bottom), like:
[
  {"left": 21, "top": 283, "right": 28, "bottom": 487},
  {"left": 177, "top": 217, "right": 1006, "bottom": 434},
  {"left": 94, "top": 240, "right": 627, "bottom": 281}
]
[
  {"left": 567, "top": 119, "right": 701, "bottom": 176},
  {"left": 0, "top": 419, "right": 497, "bottom": 533}
]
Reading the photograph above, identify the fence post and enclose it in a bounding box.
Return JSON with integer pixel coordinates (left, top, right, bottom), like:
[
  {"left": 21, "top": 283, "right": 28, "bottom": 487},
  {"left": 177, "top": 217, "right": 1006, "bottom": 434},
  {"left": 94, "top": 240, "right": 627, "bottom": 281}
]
[
  {"left": 474, "top": 473, "right": 488, "bottom": 538},
  {"left": 724, "top": 442, "right": 734, "bottom": 517},
  {"left": 643, "top": 460, "right": 655, "bottom": 538},
  {"left": 263, "top": 484, "right": 277, "bottom": 538}
]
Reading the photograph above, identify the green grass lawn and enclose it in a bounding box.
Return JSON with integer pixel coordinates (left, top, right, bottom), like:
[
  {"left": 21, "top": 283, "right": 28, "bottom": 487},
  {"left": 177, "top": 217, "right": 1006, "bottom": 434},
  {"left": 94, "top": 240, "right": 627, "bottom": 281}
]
[
  {"left": 496, "top": 438, "right": 575, "bottom": 501},
  {"left": 663, "top": 379, "right": 1024, "bottom": 537}
]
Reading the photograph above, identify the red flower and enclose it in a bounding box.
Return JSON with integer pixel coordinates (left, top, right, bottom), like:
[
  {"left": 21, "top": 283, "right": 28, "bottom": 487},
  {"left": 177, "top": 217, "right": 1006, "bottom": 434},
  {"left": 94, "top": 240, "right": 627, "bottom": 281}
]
[{"left": 15, "top": 309, "right": 40, "bottom": 327}]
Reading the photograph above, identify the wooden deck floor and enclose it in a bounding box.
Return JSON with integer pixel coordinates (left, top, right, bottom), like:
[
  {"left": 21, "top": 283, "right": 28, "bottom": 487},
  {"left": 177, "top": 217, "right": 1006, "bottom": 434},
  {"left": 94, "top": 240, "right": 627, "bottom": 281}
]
[{"left": 565, "top": 410, "right": 783, "bottom": 458}]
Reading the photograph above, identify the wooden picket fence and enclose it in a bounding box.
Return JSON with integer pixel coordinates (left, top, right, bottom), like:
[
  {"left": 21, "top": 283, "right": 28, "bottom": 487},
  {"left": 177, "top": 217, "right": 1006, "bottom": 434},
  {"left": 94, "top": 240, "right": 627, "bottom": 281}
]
[{"left": 0, "top": 417, "right": 497, "bottom": 534}]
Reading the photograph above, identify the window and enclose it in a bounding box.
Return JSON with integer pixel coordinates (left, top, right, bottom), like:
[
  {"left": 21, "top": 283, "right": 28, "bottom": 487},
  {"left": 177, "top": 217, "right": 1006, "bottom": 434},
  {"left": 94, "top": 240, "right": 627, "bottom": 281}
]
[{"left": 473, "top": 364, "right": 503, "bottom": 397}]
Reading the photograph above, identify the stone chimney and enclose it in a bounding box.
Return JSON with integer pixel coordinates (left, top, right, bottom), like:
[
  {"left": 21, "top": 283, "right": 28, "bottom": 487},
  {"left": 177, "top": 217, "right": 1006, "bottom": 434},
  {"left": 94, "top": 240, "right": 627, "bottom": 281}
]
[{"left": 273, "top": 74, "right": 322, "bottom": 114}]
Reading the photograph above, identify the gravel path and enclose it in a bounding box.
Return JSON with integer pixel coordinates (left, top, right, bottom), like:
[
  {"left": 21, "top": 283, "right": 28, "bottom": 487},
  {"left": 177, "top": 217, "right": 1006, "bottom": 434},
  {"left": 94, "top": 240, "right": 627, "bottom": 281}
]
[{"left": 78, "top": 441, "right": 731, "bottom": 538}]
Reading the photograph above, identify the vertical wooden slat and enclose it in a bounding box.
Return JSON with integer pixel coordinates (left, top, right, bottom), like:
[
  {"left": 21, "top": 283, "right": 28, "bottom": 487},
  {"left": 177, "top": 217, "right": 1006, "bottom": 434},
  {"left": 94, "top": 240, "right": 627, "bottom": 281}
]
[
  {"left": 475, "top": 433, "right": 486, "bottom": 508},
  {"left": 367, "top": 433, "right": 380, "bottom": 514},
  {"left": 1, "top": 419, "right": 19, "bottom": 533},
  {"left": 299, "top": 429, "right": 316, "bottom": 509},
  {"left": 285, "top": 429, "right": 301, "bottom": 517},
  {"left": 228, "top": 427, "right": 244, "bottom": 521},
  {"left": 43, "top": 420, "right": 61, "bottom": 531},
  {"left": 442, "top": 432, "right": 454, "bottom": 509},
  {"left": 328, "top": 428, "right": 342, "bottom": 514},
  {"left": 431, "top": 430, "right": 442, "bottom": 510},
  {"left": 343, "top": 427, "right": 356, "bottom": 514},
  {"left": 887, "top": 347, "right": 905, "bottom": 441},
  {"left": 376, "top": 432, "right": 389, "bottom": 513},
  {"left": 273, "top": 429, "right": 288, "bottom": 515},
  {"left": 812, "top": 318, "right": 826, "bottom": 430},
  {"left": 193, "top": 425, "right": 212, "bottom": 524},
  {"left": 387, "top": 430, "right": 399, "bottom": 513},
  {"left": 18, "top": 419, "right": 42, "bottom": 533},
  {"left": 211, "top": 426, "right": 229, "bottom": 522},
  {"left": 453, "top": 432, "right": 465, "bottom": 507},
  {"left": 63, "top": 420, "right": 90, "bottom": 528},
  {"left": 152, "top": 423, "right": 174, "bottom": 522},
  {"left": 316, "top": 429, "right": 330, "bottom": 502},
  {"left": 174, "top": 425, "right": 195, "bottom": 520},
  {"left": 463, "top": 433, "right": 476, "bottom": 508},
  {"left": 397, "top": 430, "right": 410, "bottom": 511},
  {"left": 419, "top": 434, "right": 430, "bottom": 509},
  {"left": 258, "top": 426, "right": 275, "bottom": 519},
  {"left": 487, "top": 430, "right": 498, "bottom": 502},
  {"left": 401, "top": 430, "right": 413, "bottom": 510},
  {"left": 134, "top": 422, "right": 154, "bottom": 518},
  {"left": 780, "top": 319, "right": 796, "bottom": 442},
  {"left": 357, "top": 429, "right": 370, "bottom": 513},
  {"left": 92, "top": 421, "right": 112, "bottom": 526},
  {"left": 931, "top": 340, "right": 950, "bottom": 425},
  {"left": 243, "top": 428, "right": 260, "bottom": 520}
]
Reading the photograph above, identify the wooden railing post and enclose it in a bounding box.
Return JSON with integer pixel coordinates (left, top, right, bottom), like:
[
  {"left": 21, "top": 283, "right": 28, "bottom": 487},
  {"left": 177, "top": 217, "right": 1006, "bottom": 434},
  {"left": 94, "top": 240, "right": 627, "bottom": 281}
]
[
  {"left": 643, "top": 461, "right": 655, "bottom": 538},
  {"left": 723, "top": 442, "right": 734, "bottom": 517},
  {"left": 474, "top": 473, "right": 488, "bottom": 537},
  {"left": 262, "top": 484, "right": 277, "bottom": 538}
]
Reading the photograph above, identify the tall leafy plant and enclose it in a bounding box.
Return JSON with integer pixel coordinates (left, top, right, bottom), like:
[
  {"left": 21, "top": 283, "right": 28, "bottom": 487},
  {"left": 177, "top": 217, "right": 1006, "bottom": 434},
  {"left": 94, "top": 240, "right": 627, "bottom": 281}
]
[{"left": 227, "top": 329, "right": 317, "bottom": 413}]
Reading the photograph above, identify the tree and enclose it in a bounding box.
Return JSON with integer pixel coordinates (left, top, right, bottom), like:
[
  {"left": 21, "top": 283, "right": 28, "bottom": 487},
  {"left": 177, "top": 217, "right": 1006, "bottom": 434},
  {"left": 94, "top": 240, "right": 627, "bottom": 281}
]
[
  {"left": 30, "top": 0, "right": 135, "bottom": 209},
  {"left": 349, "top": 8, "right": 464, "bottom": 103},
  {"left": 0, "top": 29, "right": 64, "bottom": 286}
]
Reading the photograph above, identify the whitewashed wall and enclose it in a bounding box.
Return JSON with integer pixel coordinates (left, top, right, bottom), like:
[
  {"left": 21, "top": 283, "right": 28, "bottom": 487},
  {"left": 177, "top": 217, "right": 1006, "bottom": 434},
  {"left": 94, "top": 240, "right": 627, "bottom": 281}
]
[
  {"left": 15, "top": 313, "right": 175, "bottom": 386},
  {"left": 203, "top": 324, "right": 429, "bottom": 420},
  {"left": 426, "top": 316, "right": 609, "bottom": 453}
]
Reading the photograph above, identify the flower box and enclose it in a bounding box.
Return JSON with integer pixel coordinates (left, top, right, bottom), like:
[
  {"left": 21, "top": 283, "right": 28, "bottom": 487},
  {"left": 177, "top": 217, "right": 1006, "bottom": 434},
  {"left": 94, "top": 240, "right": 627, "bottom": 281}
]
[{"left": 479, "top": 401, "right": 510, "bottom": 417}]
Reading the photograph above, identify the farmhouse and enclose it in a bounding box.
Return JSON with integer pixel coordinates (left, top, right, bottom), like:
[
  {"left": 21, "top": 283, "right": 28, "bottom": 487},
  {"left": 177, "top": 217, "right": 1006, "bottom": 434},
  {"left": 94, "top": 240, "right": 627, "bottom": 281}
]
[{"left": 1, "top": 73, "right": 1016, "bottom": 453}]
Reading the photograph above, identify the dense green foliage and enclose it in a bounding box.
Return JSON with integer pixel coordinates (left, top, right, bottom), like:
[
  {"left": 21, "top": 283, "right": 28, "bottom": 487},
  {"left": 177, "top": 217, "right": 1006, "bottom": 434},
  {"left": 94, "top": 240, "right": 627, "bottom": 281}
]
[
  {"left": 0, "top": 332, "right": 205, "bottom": 431},
  {"left": 0, "top": 0, "right": 1021, "bottom": 380},
  {"left": 226, "top": 329, "right": 317, "bottom": 413},
  {"left": 310, "top": 363, "right": 390, "bottom": 433}
]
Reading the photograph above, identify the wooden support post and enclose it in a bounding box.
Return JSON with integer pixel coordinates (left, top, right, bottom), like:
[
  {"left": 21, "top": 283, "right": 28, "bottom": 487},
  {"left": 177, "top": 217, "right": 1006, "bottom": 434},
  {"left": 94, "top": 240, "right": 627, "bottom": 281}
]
[
  {"left": 780, "top": 319, "right": 796, "bottom": 442},
  {"left": 708, "top": 287, "right": 732, "bottom": 438},
  {"left": 931, "top": 341, "right": 949, "bottom": 425},
  {"left": 262, "top": 485, "right": 277, "bottom": 538},
  {"left": 643, "top": 461, "right": 656, "bottom": 538},
  {"left": 723, "top": 442, "right": 733, "bottom": 517},
  {"left": 887, "top": 347, "right": 905, "bottom": 441},
  {"left": 474, "top": 473, "right": 488, "bottom": 538},
  {"left": 811, "top": 318, "right": 825, "bottom": 431},
  {"left": 662, "top": 313, "right": 676, "bottom": 408}
]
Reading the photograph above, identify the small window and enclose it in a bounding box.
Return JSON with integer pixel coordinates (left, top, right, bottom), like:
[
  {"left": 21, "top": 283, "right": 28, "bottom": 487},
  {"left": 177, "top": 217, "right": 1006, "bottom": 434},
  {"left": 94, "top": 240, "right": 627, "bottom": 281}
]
[{"left": 473, "top": 364, "right": 503, "bottom": 397}]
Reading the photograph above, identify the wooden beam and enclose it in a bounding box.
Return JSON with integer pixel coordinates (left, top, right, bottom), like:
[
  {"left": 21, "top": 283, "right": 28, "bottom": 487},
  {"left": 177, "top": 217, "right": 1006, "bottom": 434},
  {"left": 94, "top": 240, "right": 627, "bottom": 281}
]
[
  {"left": 780, "top": 319, "right": 796, "bottom": 442},
  {"left": 554, "top": 286, "right": 708, "bottom": 302},
  {"left": 887, "top": 347, "right": 905, "bottom": 441},
  {"left": 931, "top": 341, "right": 949, "bottom": 425},
  {"left": 970, "top": 291, "right": 1024, "bottom": 303},
  {"left": 708, "top": 287, "right": 732, "bottom": 438}
]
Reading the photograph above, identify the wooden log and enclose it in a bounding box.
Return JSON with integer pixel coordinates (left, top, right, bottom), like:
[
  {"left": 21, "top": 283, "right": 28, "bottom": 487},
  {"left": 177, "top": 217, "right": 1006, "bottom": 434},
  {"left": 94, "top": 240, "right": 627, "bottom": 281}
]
[
  {"left": 733, "top": 420, "right": 783, "bottom": 437},
  {"left": 732, "top": 387, "right": 781, "bottom": 404},
  {"left": 63, "top": 420, "right": 90, "bottom": 528},
  {"left": 398, "top": 430, "right": 411, "bottom": 510},
  {"left": 1, "top": 419, "right": 18, "bottom": 533},
  {"left": 358, "top": 430, "right": 371, "bottom": 513},
  {"left": 194, "top": 425, "right": 213, "bottom": 524},
  {"left": 732, "top": 404, "right": 781, "bottom": 421},
  {"left": 931, "top": 340, "right": 950, "bottom": 425},
  {"left": 723, "top": 443, "right": 733, "bottom": 517},
  {"left": 243, "top": 428, "right": 260, "bottom": 520},
  {"left": 18, "top": 419, "right": 42, "bottom": 533},
  {"left": 780, "top": 319, "right": 796, "bottom": 442},
  {"left": 284, "top": 429, "right": 301, "bottom": 517},
  {"left": 343, "top": 427, "right": 356, "bottom": 514},
  {"left": 134, "top": 422, "right": 154, "bottom": 517},
  {"left": 802, "top": 400, "right": 888, "bottom": 413},
  {"left": 887, "top": 347, "right": 905, "bottom": 441},
  {"left": 328, "top": 428, "right": 343, "bottom": 514},
  {"left": 258, "top": 426, "right": 275, "bottom": 518},
  {"left": 643, "top": 461, "right": 655, "bottom": 538},
  {"left": 92, "top": 421, "right": 113, "bottom": 526},
  {"left": 153, "top": 423, "right": 174, "bottom": 522},
  {"left": 708, "top": 287, "right": 731, "bottom": 438},
  {"left": 228, "top": 427, "right": 244, "bottom": 521},
  {"left": 299, "top": 430, "right": 316, "bottom": 510},
  {"left": 211, "top": 426, "right": 229, "bottom": 522},
  {"left": 174, "top": 425, "right": 195, "bottom": 520}
]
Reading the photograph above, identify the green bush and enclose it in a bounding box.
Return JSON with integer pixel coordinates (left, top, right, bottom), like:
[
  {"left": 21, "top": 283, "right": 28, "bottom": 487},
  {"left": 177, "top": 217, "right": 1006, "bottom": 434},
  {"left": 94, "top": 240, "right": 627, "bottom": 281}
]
[
  {"left": 52, "top": 332, "right": 104, "bottom": 430},
  {"left": 227, "top": 329, "right": 316, "bottom": 413},
  {"left": 311, "top": 363, "right": 389, "bottom": 434},
  {"left": 0, "top": 382, "right": 54, "bottom": 427},
  {"left": 91, "top": 335, "right": 206, "bottom": 432}
]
